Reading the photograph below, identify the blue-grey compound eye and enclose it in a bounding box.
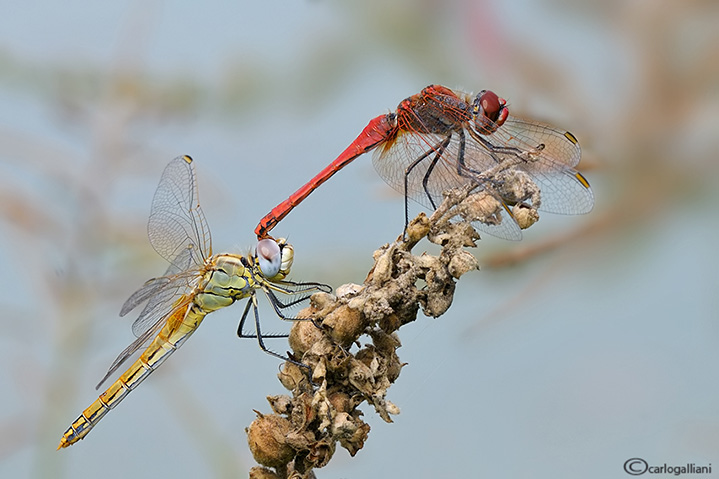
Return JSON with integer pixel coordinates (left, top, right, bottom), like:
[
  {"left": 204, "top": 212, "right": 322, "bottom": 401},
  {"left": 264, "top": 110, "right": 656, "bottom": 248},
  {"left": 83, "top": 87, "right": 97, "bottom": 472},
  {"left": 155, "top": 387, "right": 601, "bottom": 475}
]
[{"left": 256, "top": 238, "right": 281, "bottom": 278}]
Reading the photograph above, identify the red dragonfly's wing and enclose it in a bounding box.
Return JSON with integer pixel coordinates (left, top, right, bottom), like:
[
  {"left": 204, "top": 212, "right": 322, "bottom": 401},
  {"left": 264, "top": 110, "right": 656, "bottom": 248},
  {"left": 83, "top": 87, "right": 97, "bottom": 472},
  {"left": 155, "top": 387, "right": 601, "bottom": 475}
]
[
  {"left": 372, "top": 128, "right": 523, "bottom": 240},
  {"left": 477, "top": 118, "right": 594, "bottom": 215}
]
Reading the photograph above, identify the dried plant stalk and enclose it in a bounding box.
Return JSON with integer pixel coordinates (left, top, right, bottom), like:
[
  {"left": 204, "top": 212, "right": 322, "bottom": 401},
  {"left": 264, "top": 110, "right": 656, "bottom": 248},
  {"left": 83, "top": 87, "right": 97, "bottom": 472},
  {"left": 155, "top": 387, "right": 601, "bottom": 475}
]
[{"left": 246, "top": 185, "right": 534, "bottom": 479}]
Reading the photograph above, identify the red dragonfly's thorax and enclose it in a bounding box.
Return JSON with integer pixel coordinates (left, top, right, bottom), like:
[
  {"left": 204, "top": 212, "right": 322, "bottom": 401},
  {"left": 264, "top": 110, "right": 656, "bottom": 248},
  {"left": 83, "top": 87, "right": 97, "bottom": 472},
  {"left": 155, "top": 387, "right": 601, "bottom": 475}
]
[{"left": 395, "top": 85, "right": 471, "bottom": 135}]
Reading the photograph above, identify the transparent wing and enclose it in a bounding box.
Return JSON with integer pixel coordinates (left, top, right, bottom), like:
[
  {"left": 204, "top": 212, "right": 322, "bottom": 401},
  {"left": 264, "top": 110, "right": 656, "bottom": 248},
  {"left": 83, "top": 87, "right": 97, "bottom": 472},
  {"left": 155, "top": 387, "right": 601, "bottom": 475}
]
[
  {"left": 110, "top": 156, "right": 214, "bottom": 344},
  {"left": 372, "top": 129, "right": 522, "bottom": 240},
  {"left": 96, "top": 296, "right": 193, "bottom": 389},
  {"left": 96, "top": 156, "right": 212, "bottom": 388},
  {"left": 120, "top": 245, "right": 204, "bottom": 324},
  {"left": 120, "top": 275, "right": 170, "bottom": 318},
  {"left": 499, "top": 119, "right": 582, "bottom": 167},
  {"left": 148, "top": 155, "right": 212, "bottom": 270},
  {"left": 121, "top": 155, "right": 212, "bottom": 338},
  {"left": 122, "top": 268, "right": 199, "bottom": 338},
  {"left": 479, "top": 118, "right": 595, "bottom": 215}
]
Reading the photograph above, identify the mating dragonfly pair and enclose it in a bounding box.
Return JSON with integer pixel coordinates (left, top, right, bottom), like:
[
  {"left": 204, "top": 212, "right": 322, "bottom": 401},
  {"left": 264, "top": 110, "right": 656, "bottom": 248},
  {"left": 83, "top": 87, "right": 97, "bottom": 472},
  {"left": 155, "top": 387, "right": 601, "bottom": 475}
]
[{"left": 59, "top": 85, "right": 593, "bottom": 448}]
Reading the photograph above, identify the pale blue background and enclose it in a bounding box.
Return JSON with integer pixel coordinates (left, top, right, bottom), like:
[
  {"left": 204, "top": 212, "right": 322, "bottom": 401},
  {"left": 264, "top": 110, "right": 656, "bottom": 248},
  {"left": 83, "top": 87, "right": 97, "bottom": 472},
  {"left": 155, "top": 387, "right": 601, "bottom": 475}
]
[{"left": 1, "top": 1, "right": 717, "bottom": 478}]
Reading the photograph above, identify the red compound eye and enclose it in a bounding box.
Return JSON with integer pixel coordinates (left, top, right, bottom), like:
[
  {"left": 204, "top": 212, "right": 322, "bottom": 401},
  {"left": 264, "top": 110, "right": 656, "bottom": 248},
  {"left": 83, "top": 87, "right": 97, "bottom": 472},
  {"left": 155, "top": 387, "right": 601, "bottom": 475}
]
[{"left": 478, "top": 90, "right": 501, "bottom": 122}]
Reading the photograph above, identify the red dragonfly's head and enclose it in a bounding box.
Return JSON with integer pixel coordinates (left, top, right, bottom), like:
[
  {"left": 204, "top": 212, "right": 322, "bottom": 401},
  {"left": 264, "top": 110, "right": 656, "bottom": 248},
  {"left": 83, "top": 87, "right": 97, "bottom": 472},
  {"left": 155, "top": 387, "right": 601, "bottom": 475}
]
[{"left": 472, "top": 90, "right": 508, "bottom": 134}]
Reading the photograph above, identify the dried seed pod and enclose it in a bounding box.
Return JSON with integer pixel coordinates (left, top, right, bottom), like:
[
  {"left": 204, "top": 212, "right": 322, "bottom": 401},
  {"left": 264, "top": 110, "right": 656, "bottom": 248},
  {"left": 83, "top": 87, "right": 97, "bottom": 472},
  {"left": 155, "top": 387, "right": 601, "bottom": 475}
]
[
  {"left": 335, "top": 283, "right": 364, "bottom": 298},
  {"left": 266, "top": 395, "right": 293, "bottom": 415},
  {"left": 339, "top": 420, "right": 371, "bottom": 456},
  {"left": 496, "top": 168, "right": 541, "bottom": 211},
  {"left": 288, "top": 320, "right": 324, "bottom": 357},
  {"left": 513, "top": 203, "right": 540, "bottom": 230},
  {"left": 248, "top": 466, "right": 282, "bottom": 479},
  {"left": 321, "top": 305, "right": 367, "bottom": 347},
  {"left": 308, "top": 291, "right": 335, "bottom": 311},
  {"left": 404, "top": 212, "right": 431, "bottom": 245},
  {"left": 247, "top": 413, "right": 295, "bottom": 468},
  {"left": 306, "top": 437, "right": 336, "bottom": 469},
  {"left": 327, "top": 391, "right": 352, "bottom": 413},
  {"left": 448, "top": 250, "right": 479, "bottom": 278},
  {"left": 457, "top": 190, "right": 503, "bottom": 225},
  {"left": 278, "top": 361, "right": 310, "bottom": 392}
]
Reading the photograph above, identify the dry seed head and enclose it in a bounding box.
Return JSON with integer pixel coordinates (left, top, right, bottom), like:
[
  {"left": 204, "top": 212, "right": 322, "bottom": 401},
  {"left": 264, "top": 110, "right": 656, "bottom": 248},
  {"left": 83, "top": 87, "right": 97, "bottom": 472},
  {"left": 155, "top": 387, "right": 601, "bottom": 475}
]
[
  {"left": 248, "top": 189, "right": 499, "bottom": 474},
  {"left": 370, "top": 244, "right": 395, "bottom": 285},
  {"left": 304, "top": 438, "right": 336, "bottom": 469},
  {"left": 497, "top": 168, "right": 541, "bottom": 210},
  {"left": 311, "top": 356, "right": 327, "bottom": 383},
  {"left": 338, "top": 418, "right": 371, "bottom": 456},
  {"left": 384, "top": 400, "right": 400, "bottom": 415},
  {"left": 266, "top": 395, "right": 293, "bottom": 415}
]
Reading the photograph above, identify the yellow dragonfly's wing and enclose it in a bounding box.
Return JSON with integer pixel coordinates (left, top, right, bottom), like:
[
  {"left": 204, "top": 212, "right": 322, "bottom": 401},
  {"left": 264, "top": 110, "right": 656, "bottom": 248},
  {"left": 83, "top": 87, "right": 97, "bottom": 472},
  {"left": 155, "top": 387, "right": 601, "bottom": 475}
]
[
  {"left": 97, "top": 155, "right": 212, "bottom": 388},
  {"left": 148, "top": 155, "right": 212, "bottom": 269},
  {"left": 123, "top": 270, "right": 199, "bottom": 337},
  {"left": 127, "top": 155, "right": 212, "bottom": 338}
]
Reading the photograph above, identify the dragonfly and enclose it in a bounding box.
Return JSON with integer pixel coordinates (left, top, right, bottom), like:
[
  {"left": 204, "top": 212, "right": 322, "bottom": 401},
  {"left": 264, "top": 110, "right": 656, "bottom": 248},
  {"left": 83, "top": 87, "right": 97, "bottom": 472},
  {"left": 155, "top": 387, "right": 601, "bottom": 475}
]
[
  {"left": 255, "top": 84, "right": 594, "bottom": 241},
  {"left": 58, "top": 155, "right": 331, "bottom": 449}
]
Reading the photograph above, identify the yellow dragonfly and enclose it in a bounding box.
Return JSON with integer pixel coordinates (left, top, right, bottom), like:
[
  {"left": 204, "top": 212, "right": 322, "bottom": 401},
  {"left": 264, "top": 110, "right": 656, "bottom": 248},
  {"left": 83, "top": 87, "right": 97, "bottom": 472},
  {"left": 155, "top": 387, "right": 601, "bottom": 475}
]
[{"left": 58, "top": 155, "right": 330, "bottom": 449}]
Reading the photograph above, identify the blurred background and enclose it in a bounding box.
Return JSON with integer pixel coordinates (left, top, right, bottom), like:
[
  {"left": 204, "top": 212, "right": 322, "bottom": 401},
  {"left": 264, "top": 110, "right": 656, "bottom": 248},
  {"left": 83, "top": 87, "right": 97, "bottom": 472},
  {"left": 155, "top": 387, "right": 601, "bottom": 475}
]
[{"left": 1, "top": 0, "right": 718, "bottom": 477}]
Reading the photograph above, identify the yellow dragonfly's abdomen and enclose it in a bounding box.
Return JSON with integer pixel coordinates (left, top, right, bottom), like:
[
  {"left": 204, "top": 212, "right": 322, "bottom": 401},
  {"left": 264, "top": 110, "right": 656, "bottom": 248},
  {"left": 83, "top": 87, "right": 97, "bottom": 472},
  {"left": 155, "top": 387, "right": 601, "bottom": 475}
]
[
  {"left": 58, "top": 255, "right": 256, "bottom": 449},
  {"left": 58, "top": 301, "right": 207, "bottom": 449}
]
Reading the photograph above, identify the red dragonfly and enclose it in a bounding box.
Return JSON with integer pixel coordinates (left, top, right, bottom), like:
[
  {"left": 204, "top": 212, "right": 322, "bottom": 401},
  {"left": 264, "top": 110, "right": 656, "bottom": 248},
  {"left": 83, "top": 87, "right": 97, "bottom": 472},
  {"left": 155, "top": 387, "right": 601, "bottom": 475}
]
[{"left": 255, "top": 85, "right": 594, "bottom": 241}]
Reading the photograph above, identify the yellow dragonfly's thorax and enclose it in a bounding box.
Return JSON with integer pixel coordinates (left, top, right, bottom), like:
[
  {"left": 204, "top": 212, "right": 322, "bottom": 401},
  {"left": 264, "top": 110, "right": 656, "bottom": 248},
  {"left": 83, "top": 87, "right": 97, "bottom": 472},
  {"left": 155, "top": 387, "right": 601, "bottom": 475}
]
[{"left": 194, "top": 254, "right": 256, "bottom": 312}]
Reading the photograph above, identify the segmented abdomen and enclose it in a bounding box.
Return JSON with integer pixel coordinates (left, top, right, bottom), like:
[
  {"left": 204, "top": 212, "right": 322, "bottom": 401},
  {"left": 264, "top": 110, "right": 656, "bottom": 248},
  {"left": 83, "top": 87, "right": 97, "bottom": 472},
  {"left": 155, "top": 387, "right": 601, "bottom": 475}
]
[{"left": 58, "top": 303, "right": 206, "bottom": 448}]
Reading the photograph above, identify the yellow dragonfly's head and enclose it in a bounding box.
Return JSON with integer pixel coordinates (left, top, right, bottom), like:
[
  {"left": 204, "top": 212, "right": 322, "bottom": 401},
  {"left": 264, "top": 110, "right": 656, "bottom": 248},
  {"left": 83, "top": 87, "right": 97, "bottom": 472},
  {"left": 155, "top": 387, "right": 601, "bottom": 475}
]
[{"left": 255, "top": 237, "right": 293, "bottom": 281}]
